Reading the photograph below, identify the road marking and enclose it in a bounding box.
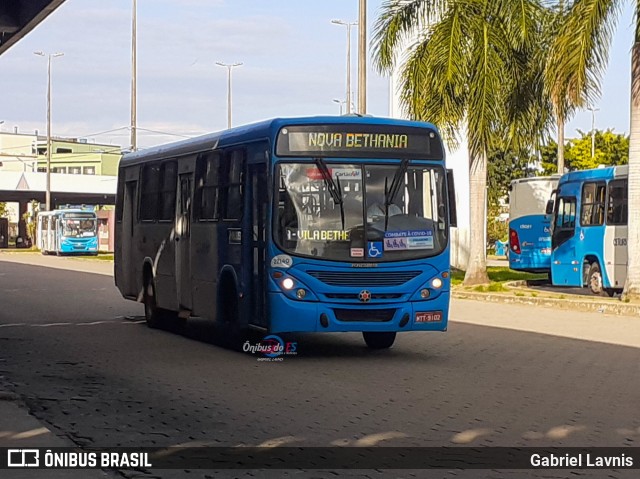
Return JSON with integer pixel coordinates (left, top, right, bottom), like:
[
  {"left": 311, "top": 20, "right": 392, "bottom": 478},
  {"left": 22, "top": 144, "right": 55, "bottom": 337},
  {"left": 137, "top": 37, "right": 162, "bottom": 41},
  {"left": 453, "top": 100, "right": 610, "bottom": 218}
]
[{"left": 0, "top": 319, "right": 144, "bottom": 329}]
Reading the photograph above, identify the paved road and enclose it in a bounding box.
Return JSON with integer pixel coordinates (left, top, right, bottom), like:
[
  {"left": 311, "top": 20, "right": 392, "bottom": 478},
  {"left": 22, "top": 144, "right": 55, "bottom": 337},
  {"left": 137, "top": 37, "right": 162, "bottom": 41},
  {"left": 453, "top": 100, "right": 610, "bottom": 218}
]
[{"left": 0, "top": 255, "right": 638, "bottom": 478}]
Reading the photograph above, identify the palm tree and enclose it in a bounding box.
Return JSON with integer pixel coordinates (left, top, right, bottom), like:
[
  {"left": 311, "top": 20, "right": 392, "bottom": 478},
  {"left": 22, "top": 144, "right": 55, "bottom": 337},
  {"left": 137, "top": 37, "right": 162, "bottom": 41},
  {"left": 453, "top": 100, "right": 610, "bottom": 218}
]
[
  {"left": 549, "top": 0, "right": 640, "bottom": 299},
  {"left": 372, "top": 0, "right": 547, "bottom": 285}
]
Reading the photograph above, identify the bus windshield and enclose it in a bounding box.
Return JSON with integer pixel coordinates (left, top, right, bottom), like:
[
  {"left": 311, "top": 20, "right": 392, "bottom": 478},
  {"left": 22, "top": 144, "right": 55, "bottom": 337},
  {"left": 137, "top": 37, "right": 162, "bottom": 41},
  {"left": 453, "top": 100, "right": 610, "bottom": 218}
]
[
  {"left": 61, "top": 214, "right": 97, "bottom": 238},
  {"left": 275, "top": 162, "right": 448, "bottom": 262}
]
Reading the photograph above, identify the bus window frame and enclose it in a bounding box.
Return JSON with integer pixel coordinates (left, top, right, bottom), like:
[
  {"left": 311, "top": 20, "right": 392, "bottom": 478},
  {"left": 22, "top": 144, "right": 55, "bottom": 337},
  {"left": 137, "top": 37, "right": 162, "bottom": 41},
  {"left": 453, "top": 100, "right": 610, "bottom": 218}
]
[
  {"left": 605, "top": 178, "right": 628, "bottom": 226},
  {"left": 580, "top": 181, "right": 606, "bottom": 227},
  {"left": 552, "top": 195, "right": 577, "bottom": 249}
]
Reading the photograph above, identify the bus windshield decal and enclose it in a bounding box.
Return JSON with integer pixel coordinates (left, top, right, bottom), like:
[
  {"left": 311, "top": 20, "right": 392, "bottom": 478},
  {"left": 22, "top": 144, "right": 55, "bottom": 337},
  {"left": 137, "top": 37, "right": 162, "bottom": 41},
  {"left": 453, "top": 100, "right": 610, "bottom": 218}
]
[{"left": 276, "top": 125, "right": 442, "bottom": 159}]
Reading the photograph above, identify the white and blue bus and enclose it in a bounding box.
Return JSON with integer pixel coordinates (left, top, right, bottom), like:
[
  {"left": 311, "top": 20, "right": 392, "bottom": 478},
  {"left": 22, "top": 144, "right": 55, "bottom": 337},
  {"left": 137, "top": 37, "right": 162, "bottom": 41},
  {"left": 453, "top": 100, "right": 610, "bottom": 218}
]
[
  {"left": 37, "top": 209, "right": 99, "bottom": 255},
  {"left": 114, "top": 116, "right": 457, "bottom": 349},
  {"left": 550, "top": 165, "right": 627, "bottom": 295},
  {"left": 508, "top": 176, "right": 559, "bottom": 274}
]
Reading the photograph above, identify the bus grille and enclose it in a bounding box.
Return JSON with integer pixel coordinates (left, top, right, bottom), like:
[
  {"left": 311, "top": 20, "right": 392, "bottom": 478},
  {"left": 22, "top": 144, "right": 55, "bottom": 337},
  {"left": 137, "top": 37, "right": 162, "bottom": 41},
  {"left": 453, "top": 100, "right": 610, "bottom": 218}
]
[
  {"left": 333, "top": 309, "right": 396, "bottom": 322},
  {"left": 308, "top": 270, "right": 421, "bottom": 286},
  {"left": 325, "top": 293, "right": 403, "bottom": 300}
]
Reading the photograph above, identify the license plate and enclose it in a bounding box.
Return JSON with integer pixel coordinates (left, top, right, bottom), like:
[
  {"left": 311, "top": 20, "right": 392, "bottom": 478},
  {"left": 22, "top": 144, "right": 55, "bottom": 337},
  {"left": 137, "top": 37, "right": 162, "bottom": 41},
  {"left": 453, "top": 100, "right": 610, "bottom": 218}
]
[{"left": 415, "top": 311, "right": 442, "bottom": 323}]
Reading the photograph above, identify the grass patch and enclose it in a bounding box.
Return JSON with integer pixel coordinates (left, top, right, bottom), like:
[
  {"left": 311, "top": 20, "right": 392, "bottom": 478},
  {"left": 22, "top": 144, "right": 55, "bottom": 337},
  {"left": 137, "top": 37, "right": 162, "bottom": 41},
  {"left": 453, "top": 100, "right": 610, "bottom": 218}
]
[
  {"left": 451, "top": 267, "right": 546, "bottom": 286},
  {"left": 472, "top": 282, "right": 508, "bottom": 293}
]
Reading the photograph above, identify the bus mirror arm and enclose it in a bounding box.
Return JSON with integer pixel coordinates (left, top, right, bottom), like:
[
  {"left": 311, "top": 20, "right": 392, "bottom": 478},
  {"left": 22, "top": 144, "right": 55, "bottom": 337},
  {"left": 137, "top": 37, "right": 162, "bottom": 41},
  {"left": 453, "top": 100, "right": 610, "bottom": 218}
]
[{"left": 545, "top": 200, "right": 554, "bottom": 215}]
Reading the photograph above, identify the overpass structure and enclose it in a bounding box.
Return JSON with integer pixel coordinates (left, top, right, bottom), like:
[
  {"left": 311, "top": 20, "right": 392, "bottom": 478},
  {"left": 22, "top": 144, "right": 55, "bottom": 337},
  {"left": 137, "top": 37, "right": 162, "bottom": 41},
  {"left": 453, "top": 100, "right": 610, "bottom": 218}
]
[
  {"left": 0, "top": 1, "right": 67, "bottom": 56},
  {"left": 0, "top": 171, "right": 116, "bottom": 245},
  {"left": 0, "top": 171, "right": 116, "bottom": 205}
]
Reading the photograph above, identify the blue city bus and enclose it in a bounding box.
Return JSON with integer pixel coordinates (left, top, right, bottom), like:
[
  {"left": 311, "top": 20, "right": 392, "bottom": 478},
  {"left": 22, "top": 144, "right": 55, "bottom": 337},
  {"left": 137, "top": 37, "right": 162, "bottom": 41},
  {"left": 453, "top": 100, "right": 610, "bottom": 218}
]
[
  {"left": 114, "top": 116, "right": 457, "bottom": 349},
  {"left": 550, "top": 165, "right": 628, "bottom": 296},
  {"left": 508, "top": 176, "right": 559, "bottom": 274},
  {"left": 37, "top": 209, "right": 99, "bottom": 255}
]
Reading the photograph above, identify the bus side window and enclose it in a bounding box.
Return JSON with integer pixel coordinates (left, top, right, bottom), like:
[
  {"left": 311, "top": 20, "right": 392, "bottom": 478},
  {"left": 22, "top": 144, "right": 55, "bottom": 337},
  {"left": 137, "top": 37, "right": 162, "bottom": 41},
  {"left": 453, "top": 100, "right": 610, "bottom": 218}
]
[
  {"left": 195, "top": 152, "right": 221, "bottom": 221},
  {"left": 580, "top": 181, "right": 606, "bottom": 226},
  {"left": 606, "top": 179, "right": 628, "bottom": 226},
  {"left": 224, "top": 150, "right": 246, "bottom": 221},
  {"left": 140, "top": 163, "right": 161, "bottom": 221}
]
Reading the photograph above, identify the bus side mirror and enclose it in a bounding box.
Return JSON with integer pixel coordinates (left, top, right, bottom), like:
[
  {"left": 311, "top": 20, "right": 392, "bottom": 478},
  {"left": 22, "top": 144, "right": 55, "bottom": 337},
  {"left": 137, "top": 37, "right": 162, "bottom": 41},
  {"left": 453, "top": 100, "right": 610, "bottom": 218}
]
[
  {"left": 446, "top": 169, "right": 457, "bottom": 228},
  {"left": 545, "top": 200, "right": 554, "bottom": 215}
]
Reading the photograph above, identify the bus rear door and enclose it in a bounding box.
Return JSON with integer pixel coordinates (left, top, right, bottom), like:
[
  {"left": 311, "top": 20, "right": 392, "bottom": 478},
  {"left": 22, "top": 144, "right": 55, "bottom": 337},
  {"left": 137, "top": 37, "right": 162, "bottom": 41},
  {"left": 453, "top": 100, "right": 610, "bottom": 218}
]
[{"left": 176, "top": 173, "right": 193, "bottom": 311}]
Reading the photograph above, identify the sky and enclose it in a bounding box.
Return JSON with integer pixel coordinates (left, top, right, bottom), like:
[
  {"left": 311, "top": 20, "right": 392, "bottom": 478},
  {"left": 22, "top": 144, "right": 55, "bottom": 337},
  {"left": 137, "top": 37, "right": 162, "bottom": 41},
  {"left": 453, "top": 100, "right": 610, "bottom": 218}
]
[{"left": 0, "top": 0, "right": 636, "bottom": 150}]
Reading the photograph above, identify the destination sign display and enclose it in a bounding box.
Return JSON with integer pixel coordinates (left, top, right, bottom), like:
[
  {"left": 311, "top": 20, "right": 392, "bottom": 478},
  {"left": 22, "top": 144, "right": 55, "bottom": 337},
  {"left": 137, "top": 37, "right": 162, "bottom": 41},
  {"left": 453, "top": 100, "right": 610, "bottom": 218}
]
[{"left": 276, "top": 124, "right": 442, "bottom": 159}]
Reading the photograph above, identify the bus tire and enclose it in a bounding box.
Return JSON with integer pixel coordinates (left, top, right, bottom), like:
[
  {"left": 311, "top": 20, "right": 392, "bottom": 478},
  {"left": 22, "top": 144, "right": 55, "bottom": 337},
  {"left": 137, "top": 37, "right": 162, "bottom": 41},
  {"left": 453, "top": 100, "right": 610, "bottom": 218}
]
[
  {"left": 587, "top": 262, "right": 604, "bottom": 296},
  {"left": 362, "top": 331, "right": 396, "bottom": 349},
  {"left": 143, "top": 277, "right": 164, "bottom": 328},
  {"left": 219, "top": 283, "right": 245, "bottom": 349}
]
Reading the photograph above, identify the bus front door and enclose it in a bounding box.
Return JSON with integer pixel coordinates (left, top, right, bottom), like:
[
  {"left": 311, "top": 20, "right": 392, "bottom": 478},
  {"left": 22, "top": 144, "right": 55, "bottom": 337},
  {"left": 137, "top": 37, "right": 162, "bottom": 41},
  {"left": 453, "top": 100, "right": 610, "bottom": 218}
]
[
  {"left": 176, "top": 174, "right": 193, "bottom": 311},
  {"left": 249, "top": 163, "right": 267, "bottom": 327},
  {"left": 121, "top": 181, "right": 137, "bottom": 297}
]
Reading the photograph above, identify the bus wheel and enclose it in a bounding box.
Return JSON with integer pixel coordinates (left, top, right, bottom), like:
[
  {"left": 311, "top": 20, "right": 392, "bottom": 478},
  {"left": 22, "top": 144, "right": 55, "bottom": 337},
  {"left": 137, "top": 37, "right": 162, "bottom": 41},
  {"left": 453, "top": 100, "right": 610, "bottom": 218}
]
[
  {"left": 362, "top": 331, "right": 396, "bottom": 349},
  {"left": 587, "top": 262, "right": 604, "bottom": 295},
  {"left": 143, "top": 279, "right": 163, "bottom": 328}
]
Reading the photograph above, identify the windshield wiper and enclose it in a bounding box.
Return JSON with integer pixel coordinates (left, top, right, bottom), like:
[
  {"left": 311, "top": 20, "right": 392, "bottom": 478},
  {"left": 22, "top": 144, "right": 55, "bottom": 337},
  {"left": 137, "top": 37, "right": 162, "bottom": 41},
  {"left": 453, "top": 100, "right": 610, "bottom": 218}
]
[
  {"left": 383, "top": 158, "right": 410, "bottom": 229},
  {"left": 314, "top": 158, "right": 345, "bottom": 230}
]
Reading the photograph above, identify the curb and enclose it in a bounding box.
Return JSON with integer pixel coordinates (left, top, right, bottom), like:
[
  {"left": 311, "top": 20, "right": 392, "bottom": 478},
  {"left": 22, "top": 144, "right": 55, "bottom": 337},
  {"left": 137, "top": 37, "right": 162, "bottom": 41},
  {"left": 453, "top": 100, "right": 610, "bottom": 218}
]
[
  {"left": 452, "top": 290, "right": 640, "bottom": 316},
  {"left": 0, "top": 391, "right": 21, "bottom": 401}
]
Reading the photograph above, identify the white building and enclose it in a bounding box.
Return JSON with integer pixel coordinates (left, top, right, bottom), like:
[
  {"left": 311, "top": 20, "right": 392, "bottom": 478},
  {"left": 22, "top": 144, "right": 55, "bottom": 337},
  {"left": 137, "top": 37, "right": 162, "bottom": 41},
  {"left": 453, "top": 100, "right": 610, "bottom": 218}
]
[{"left": 388, "top": 70, "right": 471, "bottom": 269}]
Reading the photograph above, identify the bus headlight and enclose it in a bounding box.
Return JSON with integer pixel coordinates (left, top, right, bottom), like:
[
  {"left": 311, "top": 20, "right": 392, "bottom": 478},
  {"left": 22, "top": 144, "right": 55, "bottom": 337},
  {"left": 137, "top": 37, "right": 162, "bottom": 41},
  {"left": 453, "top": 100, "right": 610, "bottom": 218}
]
[
  {"left": 431, "top": 278, "right": 443, "bottom": 289},
  {"left": 282, "top": 278, "right": 295, "bottom": 290},
  {"left": 296, "top": 289, "right": 306, "bottom": 299},
  {"left": 420, "top": 288, "right": 430, "bottom": 299}
]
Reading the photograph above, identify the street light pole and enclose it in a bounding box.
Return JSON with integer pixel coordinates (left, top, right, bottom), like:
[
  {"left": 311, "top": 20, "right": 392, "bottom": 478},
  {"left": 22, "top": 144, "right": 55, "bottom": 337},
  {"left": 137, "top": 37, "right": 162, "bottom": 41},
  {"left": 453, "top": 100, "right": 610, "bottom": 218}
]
[
  {"left": 216, "top": 62, "right": 242, "bottom": 128},
  {"left": 333, "top": 99, "right": 346, "bottom": 115},
  {"left": 332, "top": 19, "right": 357, "bottom": 115},
  {"left": 34, "top": 51, "right": 64, "bottom": 212},
  {"left": 587, "top": 106, "right": 599, "bottom": 159},
  {"left": 131, "top": 0, "right": 137, "bottom": 151},
  {"left": 358, "top": 0, "right": 367, "bottom": 114}
]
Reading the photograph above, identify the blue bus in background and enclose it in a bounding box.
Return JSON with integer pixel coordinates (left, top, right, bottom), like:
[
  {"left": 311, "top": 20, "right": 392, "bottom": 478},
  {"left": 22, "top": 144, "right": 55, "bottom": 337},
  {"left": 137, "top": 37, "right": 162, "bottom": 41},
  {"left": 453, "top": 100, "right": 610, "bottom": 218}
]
[
  {"left": 115, "top": 116, "right": 457, "bottom": 349},
  {"left": 37, "top": 209, "right": 99, "bottom": 255},
  {"left": 550, "top": 165, "right": 628, "bottom": 296},
  {"left": 508, "top": 176, "right": 559, "bottom": 274}
]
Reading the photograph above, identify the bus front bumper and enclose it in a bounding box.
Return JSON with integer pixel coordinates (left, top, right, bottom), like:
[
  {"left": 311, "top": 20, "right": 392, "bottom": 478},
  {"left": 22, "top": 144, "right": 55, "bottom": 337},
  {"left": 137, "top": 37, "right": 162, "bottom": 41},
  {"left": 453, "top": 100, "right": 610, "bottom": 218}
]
[{"left": 268, "top": 292, "right": 449, "bottom": 333}]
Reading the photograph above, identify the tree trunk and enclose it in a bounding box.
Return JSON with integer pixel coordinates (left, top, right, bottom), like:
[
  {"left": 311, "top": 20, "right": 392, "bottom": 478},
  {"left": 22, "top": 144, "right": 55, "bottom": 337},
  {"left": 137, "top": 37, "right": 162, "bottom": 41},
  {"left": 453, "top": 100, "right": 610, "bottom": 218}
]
[
  {"left": 556, "top": 114, "right": 565, "bottom": 174},
  {"left": 463, "top": 146, "right": 490, "bottom": 285},
  {"left": 622, "top": 41, "right": 640, "bottom": 301}
]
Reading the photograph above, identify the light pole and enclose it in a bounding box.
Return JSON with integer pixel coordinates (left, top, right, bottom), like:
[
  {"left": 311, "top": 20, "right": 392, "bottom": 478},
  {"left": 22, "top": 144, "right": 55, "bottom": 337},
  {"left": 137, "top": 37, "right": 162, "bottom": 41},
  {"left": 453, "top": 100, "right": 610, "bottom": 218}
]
[
  {"left": 216, "top": 62, "right": 242, "bottom": 129},
  {"left": 587, "top": 106, "right": 599, "bottom": 159},
  {"left": 131, "top": 0, "right": 137, "bottom": 151},
  {"left": 34, "top": 51, "right": 64, "bottom": 211},
  {"left": 332, "top": 19, "right": 357, "bottom": 115},
  {"left": 358, "top": 0, "right": 367, "bottom": 114},
  {"left": 333, "top": 99, "right": 346, "bottom": 115}
]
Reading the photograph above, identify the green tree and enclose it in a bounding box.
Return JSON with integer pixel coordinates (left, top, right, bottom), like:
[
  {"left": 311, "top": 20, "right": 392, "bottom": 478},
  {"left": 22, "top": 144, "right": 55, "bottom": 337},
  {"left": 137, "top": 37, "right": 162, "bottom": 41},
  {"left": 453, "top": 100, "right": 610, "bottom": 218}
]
[
  {"left": 0, "top": 203, "right": 7, "bottom": 217},
  {"left": 549, "top": 0, "right": 640, "bottom": 299},
  {"left": 540, "top": 129, "right": 629, "bottom": 173},
  {"left": 373, "top": 0, "right": 549, "bottom": 285}
]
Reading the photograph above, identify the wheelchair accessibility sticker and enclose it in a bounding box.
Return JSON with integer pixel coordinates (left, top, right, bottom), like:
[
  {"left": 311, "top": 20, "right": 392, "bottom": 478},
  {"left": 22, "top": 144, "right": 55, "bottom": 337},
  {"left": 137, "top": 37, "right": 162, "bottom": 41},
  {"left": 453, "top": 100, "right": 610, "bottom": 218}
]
[{"left": 367, "top": 242, "right": 383, "bottom": 258}]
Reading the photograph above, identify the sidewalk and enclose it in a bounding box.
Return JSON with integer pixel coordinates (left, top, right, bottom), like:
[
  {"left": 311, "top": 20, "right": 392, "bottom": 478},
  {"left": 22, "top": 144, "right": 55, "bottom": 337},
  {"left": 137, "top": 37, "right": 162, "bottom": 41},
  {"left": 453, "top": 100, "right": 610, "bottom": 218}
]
[{"left": 0, "top": 393, "right": 114, "bottom": 478}]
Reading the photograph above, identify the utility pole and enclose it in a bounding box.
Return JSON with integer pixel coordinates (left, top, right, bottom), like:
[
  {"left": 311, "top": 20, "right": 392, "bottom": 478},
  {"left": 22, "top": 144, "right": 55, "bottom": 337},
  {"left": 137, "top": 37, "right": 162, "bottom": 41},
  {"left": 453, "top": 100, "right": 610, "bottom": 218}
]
[
  {"left": 131, "top": 0, "right": 137, "bottom": 151},
  {"left": 34, "top": 51, "right": 64, "bottom": 212},
  {"left": 216, "top": 62, "right": 242, "bottom": 128},
  {"left": 358, "top": 0, "right": 367, "bottom": 114}
]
